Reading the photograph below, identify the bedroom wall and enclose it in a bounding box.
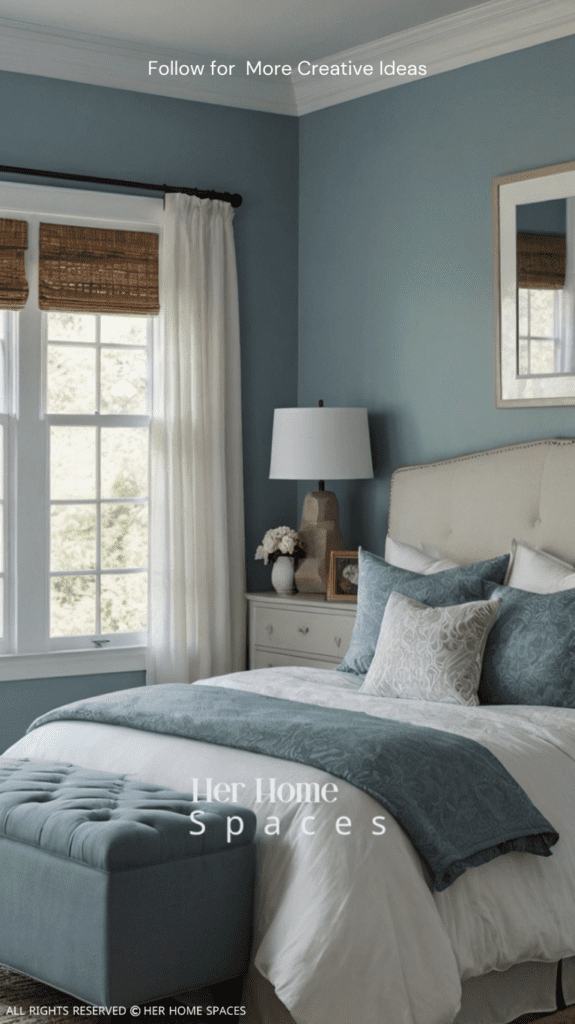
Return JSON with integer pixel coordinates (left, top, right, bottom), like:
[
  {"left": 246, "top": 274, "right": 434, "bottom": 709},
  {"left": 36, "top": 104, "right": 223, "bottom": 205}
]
[
  {"left": 298, "top": 34, "right": 575, "bottom": 555},
  {"left": 0, "top": 70, "right": 299, "bottom": 752},
  {"left": 1, "top": 672, "right": 146, "bottom": 755}
]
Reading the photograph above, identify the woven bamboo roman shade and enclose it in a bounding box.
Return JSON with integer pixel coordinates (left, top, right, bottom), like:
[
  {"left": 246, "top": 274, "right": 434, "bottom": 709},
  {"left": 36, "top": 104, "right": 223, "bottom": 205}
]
[
  {"left": 517, "top": 232, "right": 566, "bottom": 289},
  {"left": 0, "top": 219, "right": 28, "bottom": 309},
  {"left": 39, "top": 223, "right": 160, "bottom": 314}
]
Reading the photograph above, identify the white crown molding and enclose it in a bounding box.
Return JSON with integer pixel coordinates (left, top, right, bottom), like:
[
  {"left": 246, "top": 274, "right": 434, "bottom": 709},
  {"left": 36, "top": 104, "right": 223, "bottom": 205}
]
[
  {"left": 0, "top": 16, "right": 294, "bottom": 115},
  {"left": 0, "top": 0, "right": 572, "bottom": 117},
  {"left": 291, "top": 0, "right": 575, "bottom": 115}
]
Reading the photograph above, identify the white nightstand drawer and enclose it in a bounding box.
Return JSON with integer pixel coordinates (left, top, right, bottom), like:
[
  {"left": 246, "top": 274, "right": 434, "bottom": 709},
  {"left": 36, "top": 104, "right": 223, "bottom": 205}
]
[
  {"left": 252, "top": 650, "right": 343, "bottom": 670},
  {"left": 253, "top": 605, "right": 354, "bottom": 660}
]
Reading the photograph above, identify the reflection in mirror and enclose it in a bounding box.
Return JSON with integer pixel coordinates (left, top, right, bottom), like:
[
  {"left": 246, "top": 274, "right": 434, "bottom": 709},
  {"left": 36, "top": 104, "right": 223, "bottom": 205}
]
[
  {"left": 493, "top": 159, "right": 575, "bottom": 406},
  {"left": 516, "top": 198, "right": 573, "bottom": 376}
]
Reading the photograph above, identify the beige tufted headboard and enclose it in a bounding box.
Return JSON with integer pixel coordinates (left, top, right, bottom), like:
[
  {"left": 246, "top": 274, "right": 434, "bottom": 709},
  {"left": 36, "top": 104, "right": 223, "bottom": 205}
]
[{"left": 388, "top": 438, "right": 575, "bottom": 566}]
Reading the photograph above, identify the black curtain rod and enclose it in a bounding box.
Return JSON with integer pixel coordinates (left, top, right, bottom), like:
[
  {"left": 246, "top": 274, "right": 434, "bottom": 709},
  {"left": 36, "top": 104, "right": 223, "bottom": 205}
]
[{"left": 0, "top": 163, "right": 242, "bottom": 208}]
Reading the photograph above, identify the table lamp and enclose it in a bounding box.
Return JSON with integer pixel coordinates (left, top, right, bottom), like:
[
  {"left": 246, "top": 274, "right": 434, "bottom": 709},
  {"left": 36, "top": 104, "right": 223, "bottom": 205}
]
[{"left": 269, "top": 402, "right": 374, "bottom": 593}]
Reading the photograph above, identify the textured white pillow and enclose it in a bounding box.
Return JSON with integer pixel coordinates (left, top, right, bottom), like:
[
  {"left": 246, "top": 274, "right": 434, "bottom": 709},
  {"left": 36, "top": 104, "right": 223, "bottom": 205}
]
[
  {"left": 384, "top": 536, "right": 461, "bottom": 574},
  {"left": 505, "top": 540, "right": 575, "bottom": 594},
  {"left": 360, "top": 591, "right": 501, "bottom": 706}
]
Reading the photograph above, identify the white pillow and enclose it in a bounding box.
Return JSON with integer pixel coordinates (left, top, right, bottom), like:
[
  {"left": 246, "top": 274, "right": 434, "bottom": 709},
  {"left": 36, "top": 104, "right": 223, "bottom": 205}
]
[
  {"left": 384, "top": 536, "right": 461, "bottom": 575},
  {"left": 360, "top": 591, "right": 501, "bottom": 706},
  {"left": 505, "top": 540, "right": 575, "bottom": 594}
]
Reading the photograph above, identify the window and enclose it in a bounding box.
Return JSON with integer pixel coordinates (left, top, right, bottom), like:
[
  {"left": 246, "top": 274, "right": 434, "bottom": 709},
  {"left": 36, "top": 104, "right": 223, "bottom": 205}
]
[
  {"left": 0, "top": 182, "right": 162, "bottom": 678},
  {"left": 47, "top": 311, "right": 151, "bottom": 645},
  {"left": 518, "top": 287, "right": 562, "bottom": 376},
  {"left": 0, "top": 310, "right": 10, "bottom": 645}
]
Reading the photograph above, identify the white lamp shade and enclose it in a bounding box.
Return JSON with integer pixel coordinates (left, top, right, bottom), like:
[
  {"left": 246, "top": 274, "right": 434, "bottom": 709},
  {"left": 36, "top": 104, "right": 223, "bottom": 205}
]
[{"left": 269, "top": 407, "right": 374, "bottom": 481}]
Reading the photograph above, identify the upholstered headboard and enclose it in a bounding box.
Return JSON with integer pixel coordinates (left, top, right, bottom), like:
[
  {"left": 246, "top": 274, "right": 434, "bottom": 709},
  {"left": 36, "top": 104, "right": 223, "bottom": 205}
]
[{"left": 388, "top": 439, "right": 575, "bottom": 565}]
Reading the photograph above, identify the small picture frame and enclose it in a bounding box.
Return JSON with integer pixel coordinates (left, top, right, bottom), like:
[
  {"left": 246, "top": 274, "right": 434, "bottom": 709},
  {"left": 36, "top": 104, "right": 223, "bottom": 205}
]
[{"left": 327, "top": 550, "right": 359, "bottom": 602}]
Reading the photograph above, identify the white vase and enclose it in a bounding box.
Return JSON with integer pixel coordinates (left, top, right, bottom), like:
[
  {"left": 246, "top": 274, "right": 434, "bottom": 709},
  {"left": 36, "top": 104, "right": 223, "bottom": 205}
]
[{"left": 271, "top": 556, "right": 295, "bottom": 594}]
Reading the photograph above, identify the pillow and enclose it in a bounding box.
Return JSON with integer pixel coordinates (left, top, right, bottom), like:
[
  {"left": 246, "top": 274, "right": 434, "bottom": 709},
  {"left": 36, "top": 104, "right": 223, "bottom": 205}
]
[
  {"left": 338, "top": 547, "right": 510, "bottom": 677},
  {"left": 384, "top": 536, "right": 461, "bottom": 574},
  {"left": 360, "top": 591, "right": 501, "bottom": 706},
  {"left": 480, "top": 581, "right": 575, "bottom": 706},
  {"left": 505, "top": 539, "right": 575, "bottom": 594}
]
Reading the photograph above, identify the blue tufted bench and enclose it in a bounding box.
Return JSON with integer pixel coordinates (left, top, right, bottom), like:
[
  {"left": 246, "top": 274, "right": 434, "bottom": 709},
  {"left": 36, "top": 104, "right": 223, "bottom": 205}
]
[{"left": 0, "top": 759, "right": 256, "bottom": 1007}]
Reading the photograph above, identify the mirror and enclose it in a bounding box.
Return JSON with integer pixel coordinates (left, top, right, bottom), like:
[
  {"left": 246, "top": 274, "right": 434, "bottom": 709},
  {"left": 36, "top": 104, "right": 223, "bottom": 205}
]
[{"left": 493, "top": 159, "right": 575, "bottom": 406}]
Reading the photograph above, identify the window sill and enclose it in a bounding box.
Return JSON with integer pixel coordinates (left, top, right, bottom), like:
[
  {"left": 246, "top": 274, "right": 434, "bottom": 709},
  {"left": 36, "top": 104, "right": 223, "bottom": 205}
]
[{"left": 0, "top": 646, "right": 146, "bottom": 682}]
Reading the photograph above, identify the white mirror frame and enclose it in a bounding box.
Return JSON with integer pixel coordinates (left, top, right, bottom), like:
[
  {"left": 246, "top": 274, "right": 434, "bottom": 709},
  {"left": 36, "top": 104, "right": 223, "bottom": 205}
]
[{"left": 493, "top": 158, "right": 575, "bottom": 407}]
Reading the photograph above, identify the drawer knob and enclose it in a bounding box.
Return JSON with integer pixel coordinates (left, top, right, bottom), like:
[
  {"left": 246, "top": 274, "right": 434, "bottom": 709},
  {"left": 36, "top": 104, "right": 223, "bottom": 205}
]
[
  {"left": 266, "top": 624, "right": 274, "bottom": 635},
  {"left": 298, "top": 626, "right": 310, "bottom": 635},
  {"left": 334, "top": 637, "right": 342, "bottom": 648}
]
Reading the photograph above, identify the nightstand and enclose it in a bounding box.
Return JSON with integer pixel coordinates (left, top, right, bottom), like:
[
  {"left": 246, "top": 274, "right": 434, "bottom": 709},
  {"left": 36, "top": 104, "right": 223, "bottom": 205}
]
[{"left": 246, "top": 592, "right": 357, "bottom": 670}]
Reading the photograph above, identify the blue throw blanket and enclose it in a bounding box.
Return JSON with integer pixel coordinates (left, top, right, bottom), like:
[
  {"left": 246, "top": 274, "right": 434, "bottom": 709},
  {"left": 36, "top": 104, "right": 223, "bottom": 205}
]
[{"left": 27, "top": 684, "right": 558, "bottom": 891}]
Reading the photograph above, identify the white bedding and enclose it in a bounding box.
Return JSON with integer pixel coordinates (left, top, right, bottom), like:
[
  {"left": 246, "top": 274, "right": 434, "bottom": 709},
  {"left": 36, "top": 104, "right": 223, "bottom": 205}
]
[{"left": 7, "top": 666, "right": 575, "bottom": 1024}]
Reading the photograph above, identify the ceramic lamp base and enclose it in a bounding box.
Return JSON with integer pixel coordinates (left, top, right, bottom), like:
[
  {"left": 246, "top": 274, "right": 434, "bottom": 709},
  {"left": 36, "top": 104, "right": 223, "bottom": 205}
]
[{"left": 295, "top": 490, "right": 344, "bottom": 593}]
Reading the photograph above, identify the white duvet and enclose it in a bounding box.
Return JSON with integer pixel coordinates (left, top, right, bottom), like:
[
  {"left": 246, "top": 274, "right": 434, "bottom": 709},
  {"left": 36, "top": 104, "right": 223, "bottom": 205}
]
[{"left": 6, "top": 667, "right": 575, "bottom": 1024}]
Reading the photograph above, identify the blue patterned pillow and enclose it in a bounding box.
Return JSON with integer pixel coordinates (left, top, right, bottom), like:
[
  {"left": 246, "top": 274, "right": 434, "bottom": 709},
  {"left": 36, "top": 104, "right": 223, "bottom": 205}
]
[
  {"left": 479, "top": 583, "right": 575, "bottom": 706},
  {"left": 339, "top": 547, "right": 510, "bottom": 677}
]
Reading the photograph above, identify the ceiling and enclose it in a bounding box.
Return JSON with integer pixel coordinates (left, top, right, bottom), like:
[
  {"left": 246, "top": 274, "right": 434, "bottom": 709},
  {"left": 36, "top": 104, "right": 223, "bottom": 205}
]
[
  {"left": 0, "top": 0, "right": 572, "bottom": 115},
  {"left": 0, "top": 0, "right": 485, "bottom": 64}
]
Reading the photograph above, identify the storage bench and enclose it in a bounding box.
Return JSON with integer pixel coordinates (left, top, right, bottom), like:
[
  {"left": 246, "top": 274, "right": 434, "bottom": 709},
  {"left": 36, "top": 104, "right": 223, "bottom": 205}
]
[{"left": 0, "top": 759, "right": 256, "bottom": 1007}]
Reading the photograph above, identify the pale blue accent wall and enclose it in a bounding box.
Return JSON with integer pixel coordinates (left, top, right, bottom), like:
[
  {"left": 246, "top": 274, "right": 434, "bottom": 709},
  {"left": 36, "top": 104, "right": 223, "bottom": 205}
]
[
  {"left": 0, "top": 672, "right": 146, "bottom": 754},
  {"left": 298, "top": 35, "right": 575, "bottom": 556},
  {"left": 0, "top": 70, "right": 299, "bottom": 738}
]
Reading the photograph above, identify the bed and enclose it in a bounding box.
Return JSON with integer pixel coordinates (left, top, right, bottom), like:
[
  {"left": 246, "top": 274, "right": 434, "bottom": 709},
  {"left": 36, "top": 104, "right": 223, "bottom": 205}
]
[{"left": 6, "top": 437, "right": 575, "bottom": 1024}]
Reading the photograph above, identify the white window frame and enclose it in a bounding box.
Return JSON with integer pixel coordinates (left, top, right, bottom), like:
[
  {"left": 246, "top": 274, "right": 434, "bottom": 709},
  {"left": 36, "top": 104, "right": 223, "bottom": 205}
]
[{"left": 0, "top": 181, "right": 162, "bottom": 681}]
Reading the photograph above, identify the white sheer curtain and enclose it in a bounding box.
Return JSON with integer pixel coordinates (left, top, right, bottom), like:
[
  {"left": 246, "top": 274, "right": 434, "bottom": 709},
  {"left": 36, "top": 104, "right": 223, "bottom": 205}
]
[{"left": 147, "top": 194, "right": 246, "bottom": 685}]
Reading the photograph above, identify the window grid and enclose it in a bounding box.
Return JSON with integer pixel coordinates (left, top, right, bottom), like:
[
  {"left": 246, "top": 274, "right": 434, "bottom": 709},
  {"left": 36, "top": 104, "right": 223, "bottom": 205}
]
[
  {"left": 518, "top": 287, "right": 561, "bottom": 377},
  {"left": 46, "top": 313, "right": 152, "bottom": 646}
]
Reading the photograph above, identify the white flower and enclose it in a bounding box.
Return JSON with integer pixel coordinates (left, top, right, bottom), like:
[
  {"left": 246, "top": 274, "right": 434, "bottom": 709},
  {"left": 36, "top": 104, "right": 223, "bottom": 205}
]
[
  {"left": 342, "top": 563, "right": 359, "bottom": 585},
  {"left": 255, "top": 544, "right": 269, "bottom": 564},
  {"left": 255, "top": 526, "right": 301, "bottom": 563}
]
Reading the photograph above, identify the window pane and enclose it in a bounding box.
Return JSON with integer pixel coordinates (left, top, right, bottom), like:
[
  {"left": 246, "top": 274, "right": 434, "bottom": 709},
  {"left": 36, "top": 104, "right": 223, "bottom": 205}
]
[
  {"left": 518, "top": 289, "right": 528, "bottom": 336},
  {"left": 44, "top": 309, "right": 151, "bottom": 642},
  {"left": 0, "top": 578, "right": 3, "bottom": 639},
  {"left": 51, "top": 427, "right": 96, "bottom": 499},
  {"left": 50, "top": 575, "right": 96, "bottom": 636},
  {"left": 100, "top": 348, "right": 147, "bottom": 414},
  {"left": 47, "top": 344, "right": 96, "bottom": 413},
  {"left": 47, "top": 312, "right": 95, "bottom": 343},
  {"left": 101, "top": 428, "right": 148, "bottom": 498},
  {"left": 0, "top": 423, "right": 3, "bottom": 499},
  {"left": 518, "top": 336, "right": 529, "bottom": 375},
  {"left": 101, "top": 573, "right": 147, "bottom": 633},
  {"left": 51, "top": 505, "right": 96, "bottom": 571},
  {"left": 101, "top": 503, "right": 147, "bottom": 569},
  {"left": 530, "top": 340, "right": 555, "bottom": 374},
  {"left": 0, "top": 341, "right": 6, "bottom": 414},
  {"left": 529, "top": 290, "right": 555, "bottom": 337},
  {"left": 101, "top": 316, "right": 147, "bottom": 346}
]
